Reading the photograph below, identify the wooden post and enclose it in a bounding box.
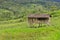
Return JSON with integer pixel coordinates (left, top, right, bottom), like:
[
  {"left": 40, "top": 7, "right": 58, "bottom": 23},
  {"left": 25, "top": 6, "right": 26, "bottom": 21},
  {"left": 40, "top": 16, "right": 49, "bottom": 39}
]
[{"left": 38, "top": 23, "right": 40, "bottom": 28}]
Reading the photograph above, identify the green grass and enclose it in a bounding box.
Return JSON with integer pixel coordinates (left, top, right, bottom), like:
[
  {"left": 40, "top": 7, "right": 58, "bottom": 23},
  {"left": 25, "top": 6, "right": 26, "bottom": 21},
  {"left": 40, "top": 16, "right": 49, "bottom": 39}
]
[{"left": 0, "top": 17, "right": 60, "bottom": 40}]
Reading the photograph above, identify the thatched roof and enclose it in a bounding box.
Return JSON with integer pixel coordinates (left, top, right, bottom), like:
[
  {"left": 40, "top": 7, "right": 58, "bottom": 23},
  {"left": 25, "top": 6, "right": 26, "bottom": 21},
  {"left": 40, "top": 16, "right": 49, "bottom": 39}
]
[{"left": 28, "top": 14, "right": 50, "bottom": 18}]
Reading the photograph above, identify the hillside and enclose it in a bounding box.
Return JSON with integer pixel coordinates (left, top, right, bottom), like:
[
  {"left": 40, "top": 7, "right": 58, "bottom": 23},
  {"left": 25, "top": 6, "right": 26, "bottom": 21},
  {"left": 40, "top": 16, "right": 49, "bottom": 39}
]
[
  {"left": 0, "top": 0, "right": 60, "bottom": 21},
  {"left": 0, "top": 0, "right": 60, "bottom": 40}
]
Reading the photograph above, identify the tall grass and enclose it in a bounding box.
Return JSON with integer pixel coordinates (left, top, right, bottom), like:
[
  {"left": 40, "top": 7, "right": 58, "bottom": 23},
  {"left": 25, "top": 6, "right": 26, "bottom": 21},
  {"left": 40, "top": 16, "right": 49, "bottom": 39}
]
[{"left": 0, "top": 17, "right": 60, "bottom": 40}]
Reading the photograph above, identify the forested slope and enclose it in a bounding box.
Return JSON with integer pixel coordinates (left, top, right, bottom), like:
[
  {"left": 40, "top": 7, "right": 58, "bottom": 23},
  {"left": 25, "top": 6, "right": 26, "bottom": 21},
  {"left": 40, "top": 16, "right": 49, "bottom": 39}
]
[{"left": 0, "top": 0, "right": 60, "bottom": 21}]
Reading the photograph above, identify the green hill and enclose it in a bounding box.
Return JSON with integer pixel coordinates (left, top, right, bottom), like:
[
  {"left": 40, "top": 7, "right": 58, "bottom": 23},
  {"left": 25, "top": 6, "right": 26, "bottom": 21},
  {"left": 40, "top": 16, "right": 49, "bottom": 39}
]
[
  {"left": 0, "top": 0, "right": 60, "bottom": 20},
  {"left": 0, "top": 0, "right": 60, "bottom": 40}
]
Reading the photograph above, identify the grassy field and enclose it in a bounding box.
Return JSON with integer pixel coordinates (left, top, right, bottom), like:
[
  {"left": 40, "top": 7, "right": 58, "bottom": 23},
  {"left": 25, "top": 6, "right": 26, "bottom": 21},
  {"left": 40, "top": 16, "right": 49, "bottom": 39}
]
[{"left": 0, "top": 17, "right": 60, "bottom": 40}]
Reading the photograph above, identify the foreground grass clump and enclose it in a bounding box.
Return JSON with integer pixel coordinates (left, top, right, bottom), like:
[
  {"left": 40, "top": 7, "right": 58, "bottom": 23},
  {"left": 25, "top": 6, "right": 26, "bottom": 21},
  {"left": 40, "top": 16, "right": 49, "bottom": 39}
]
[{"left": 0, "top": 17, "right": 60, "bottom": 40}]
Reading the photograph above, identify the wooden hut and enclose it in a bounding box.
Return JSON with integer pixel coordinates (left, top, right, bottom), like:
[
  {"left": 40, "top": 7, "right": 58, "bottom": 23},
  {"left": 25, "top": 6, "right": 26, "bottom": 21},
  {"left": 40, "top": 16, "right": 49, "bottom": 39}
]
[{"left": 28, "top": 14, "right": 51, "bottom": 27}]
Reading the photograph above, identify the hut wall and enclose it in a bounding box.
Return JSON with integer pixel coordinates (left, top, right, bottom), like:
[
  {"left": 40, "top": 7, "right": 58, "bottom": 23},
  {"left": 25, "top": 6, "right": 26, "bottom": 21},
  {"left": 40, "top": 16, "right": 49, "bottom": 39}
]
[{"left": 28, "top": 18, "right": 37, "bottom": 24}]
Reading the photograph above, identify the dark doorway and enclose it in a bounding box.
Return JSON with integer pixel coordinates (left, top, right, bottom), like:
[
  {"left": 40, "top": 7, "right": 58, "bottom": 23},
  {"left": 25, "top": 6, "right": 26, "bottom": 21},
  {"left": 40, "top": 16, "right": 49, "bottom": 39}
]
[{"left": 37, "top": 18, "right": 49, "bottom": 20}]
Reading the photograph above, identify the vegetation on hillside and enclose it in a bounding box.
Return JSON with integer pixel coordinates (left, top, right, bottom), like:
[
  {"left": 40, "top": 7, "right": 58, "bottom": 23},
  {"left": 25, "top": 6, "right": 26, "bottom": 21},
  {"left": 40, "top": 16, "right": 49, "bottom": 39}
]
[
  {"left": 0, "top": 0, "right": 60, "bottom": 20},
  {"left": 0, "top": 0, "right": 60, "bottom": 40}
]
